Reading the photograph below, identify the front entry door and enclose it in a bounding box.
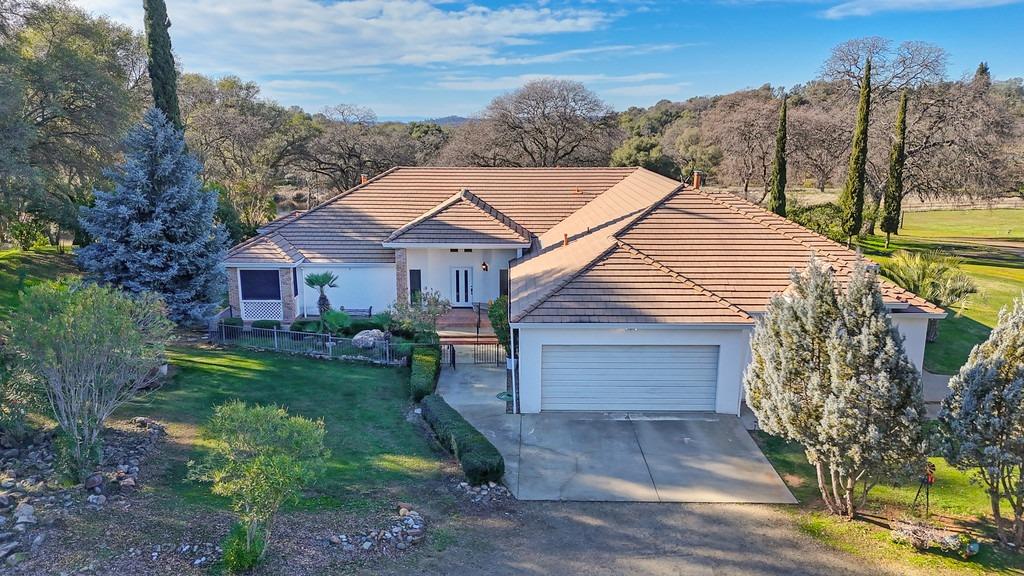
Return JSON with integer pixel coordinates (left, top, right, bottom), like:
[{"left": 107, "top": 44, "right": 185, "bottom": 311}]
[{"left": 451, "top": 267, "right": 472, "bottom": 307}]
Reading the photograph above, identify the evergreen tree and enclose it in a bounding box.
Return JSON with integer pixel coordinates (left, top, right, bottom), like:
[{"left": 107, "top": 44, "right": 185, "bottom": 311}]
[
  {"left": 78, "top": 108, "right": 226, "bottom": 324},
  {"left": 838, "top": 59, "right": 871, "bottom": 246},
  {"left": 940, "top": 297, "right": 1024, "bottom": 548},
  {"left": 880, "top": 90, "right": 908, "bottom": 248},
  {"left": 745, "top": 258, "right": 925, "bottom": 518},
  {"left": 144, "top": 0, "right": 181, "bottom": 128},
  {"left": 768, "top": 96, "right": 787, "bottom": 216},
  {"left": 972, "top": 61, "right": 992, "bottom": 90}
]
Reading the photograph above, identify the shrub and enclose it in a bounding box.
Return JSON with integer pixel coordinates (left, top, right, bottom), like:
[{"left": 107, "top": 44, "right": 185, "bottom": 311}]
[
  {"left": 372, "top": 311, "right": 394, "bottom": 332},
  {"left": 409, "top": 347, "right": 441, "bottom": 402},
  {"left": 288, "top": 320, "right": 313, "bottom": 332},
  {"left": 0, "top": 348, "right": 42, "bottom": 446},
  {"left": 321, "top": 310, "right": 351, "bottom": 334},
  {"left": 787, "top": 202, "right": 847, "bottom": 243},
  {"left": 222, "top": 522, "right": 265, "bottom": 573},
  {"left": 189, "top": 401, "right": 328, "bottom": 568},
  {"left": 488, "top": 297, "right": 511, "bottom": 357},
  {"left": 10, "top": 281, "right": 173, "bottom": 480},
  {"left": 250, "top": 319, "right": 281, "bottom": 330},
  {"left": 347, "top": 318, "right": 380, "bottom": 335},
  {"left": 420, "top": 394, "right": 504, "bottom": 484},
  {"left": 222, "top": 317, "right": 243, "bottom": 327},
  {"left": 389, "top": 289, "right": 450, "bottom": 339}
]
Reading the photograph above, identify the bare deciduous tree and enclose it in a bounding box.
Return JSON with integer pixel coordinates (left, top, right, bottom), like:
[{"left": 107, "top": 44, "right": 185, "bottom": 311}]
[
  {"left": 822, "top": 37, "right": 948, "bottom": 99},
  {"left": 439, "top": 79, "right": 619, "bottom": 167},
  {"left": 789, "top": 103, "right": 853, "bottom": 192},
  {"left": 701, "top": 87, "right": 778, "bottom": 199}
]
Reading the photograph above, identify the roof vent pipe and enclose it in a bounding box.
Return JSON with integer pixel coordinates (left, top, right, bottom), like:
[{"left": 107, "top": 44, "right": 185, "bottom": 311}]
[
  {"left": 360, "top": 173, "right": 369, "bottom": 185},
  {"left": 692, "top": 171, "right": 703, "bottom": 189},
  {"left": 563, "top": 233, "right": 569, "bottom": 247}
]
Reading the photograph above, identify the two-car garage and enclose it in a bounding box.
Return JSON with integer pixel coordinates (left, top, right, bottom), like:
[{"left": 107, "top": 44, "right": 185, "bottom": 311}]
[
  {"left": 540, "top": 345, "right": 720, "bottom": 412},
  {"left": 514, "top": 326, "right": 752, "bottom": 415}
]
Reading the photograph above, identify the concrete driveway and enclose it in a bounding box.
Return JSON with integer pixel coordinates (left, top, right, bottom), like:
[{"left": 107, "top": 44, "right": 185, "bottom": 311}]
[{"left": 439, "top": 351, "right": 795, "bottom": 504}]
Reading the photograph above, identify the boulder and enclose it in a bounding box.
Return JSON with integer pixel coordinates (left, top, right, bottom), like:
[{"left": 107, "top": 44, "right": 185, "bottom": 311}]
[
  {"left": 84, "top": 473, "right": 104, "bottom": 490},
  {"left": 352, "top": 329, "right": 386, "bottom": 349}
]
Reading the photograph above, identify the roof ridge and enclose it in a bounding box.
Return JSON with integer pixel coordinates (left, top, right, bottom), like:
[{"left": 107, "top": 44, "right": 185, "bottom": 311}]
[
  {"left": 268, "top": 232, "right": 300, "bottom": 261},
  {"left": 384, "top": 190, "right": 465, "bottom": 242},
  {"left": 614, "top": 239, "right": 752, "bottom": 321},
  {"left": 610, "top": 183, "right": 689, "bottom": 241},
  {"left": 695, "top": 189, "right": 854, "bottom": 268},
  {"left": 458, "top": 189, "right": 532, "bottom": 241},
  {"left": 510, "top": 240, "right": 620, "bottom": 323}
]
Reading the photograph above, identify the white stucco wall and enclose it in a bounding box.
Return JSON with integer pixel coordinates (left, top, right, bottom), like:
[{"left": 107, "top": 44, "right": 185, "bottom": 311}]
[
  {"left": 514, "top": 324, "right": 753, "bottom": 415},
  {"left": 406, "top": 248, "right": 518, "bottom": 307},
  {"left": 298, "top": 264, "right": 396, "bottom": 316},
  {"left": 890, "top": 313, "right": 931, "bottom": 373}
]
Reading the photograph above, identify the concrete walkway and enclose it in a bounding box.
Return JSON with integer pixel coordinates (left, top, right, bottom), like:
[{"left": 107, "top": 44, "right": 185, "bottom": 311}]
[
  {"left": 438, "top": 350, "right": 795, "bottom": 504},
  {"left": 923, "top": 370, "right": 952, "bottom": 418}
]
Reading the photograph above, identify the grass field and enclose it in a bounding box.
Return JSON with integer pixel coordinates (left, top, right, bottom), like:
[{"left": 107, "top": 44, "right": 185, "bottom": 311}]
[
  {"left": 0, "top": 246, "right": 78, "bottom": 320},
  {"left": 123, "top": 346, "right": 443, "bottom": 513},
  {"left": 858, "top": 209, "right": 1024, "bottom": 374}
]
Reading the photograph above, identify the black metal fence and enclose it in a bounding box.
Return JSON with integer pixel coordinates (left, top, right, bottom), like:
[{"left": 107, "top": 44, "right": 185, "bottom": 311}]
[
  {"left": 211, "top": 323, "right": 412, "bottom": 366},
  {"left": 473, "top": 342, "right": 505, "bottom": 365}
]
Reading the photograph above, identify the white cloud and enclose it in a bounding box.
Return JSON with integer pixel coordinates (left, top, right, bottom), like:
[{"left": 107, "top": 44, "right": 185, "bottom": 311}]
[
  {"left": 435, "top": 72, "right": 671, "bottom": 91},
  {"left": 73, "top": 0, "right": 612, "bottom": 76},
  {"left": 822, "top": 0, "right": 1021, "bottom": 18}
]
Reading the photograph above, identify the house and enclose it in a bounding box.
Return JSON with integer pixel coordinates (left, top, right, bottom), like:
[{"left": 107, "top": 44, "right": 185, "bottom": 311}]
[{"left": 224, "top": 167, "right": 944, "bottom": 415}]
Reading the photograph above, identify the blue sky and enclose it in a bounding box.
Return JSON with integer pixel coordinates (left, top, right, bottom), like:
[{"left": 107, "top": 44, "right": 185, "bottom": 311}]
[{"left": 77, "top": 0, "right": 1024, "bottom": 120}]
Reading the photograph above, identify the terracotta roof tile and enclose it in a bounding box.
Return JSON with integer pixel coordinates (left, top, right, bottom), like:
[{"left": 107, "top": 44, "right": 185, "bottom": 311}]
[{"left": 385, "top": 189, "right": 531, "bottom": 246}]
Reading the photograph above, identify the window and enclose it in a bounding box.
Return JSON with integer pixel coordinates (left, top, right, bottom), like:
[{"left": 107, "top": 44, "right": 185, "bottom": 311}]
[
  {"left": 450, "top": 248, "right": 458, "bottom": 253},
  {"left": 463, "top": 249, "right": 473, "bottom": 253},
  {"left": 292, "top": 268, "right": 299, "bottom": 296},
  {"left": 409, "top": 269, "right": 422, "bottom": 300},
  {"left": 239, "top": 269, "right": 281, "bottom": 300},
  {"left": 499, "top": 269, "right": 509, "bottom": 297}
]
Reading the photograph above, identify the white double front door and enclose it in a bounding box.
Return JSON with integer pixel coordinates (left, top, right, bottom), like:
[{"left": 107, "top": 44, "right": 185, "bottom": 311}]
[{"left": 451, "top": 267, "right": 473, "bottom": 307}]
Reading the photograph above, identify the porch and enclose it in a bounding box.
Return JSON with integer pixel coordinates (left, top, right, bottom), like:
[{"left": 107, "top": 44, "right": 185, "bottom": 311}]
[{"left": 438, "top": 305, "right": 497, "bottom": 345}]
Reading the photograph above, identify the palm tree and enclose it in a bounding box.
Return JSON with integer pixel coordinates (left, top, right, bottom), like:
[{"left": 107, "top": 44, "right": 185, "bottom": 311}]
[
  {"left": 882, "top": 250, "right": 979, "bottom": 342},
  {"left": 304, "top": 272, "right": 338, "bottom": 316}
]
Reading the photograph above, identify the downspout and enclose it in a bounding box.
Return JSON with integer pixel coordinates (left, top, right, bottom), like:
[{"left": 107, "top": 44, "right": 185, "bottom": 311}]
[{"left": 509, "top": 320, "right": 519, "bottom": 414}]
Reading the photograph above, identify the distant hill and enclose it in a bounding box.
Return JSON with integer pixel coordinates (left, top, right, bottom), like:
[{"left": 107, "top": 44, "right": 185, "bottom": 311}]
[{"left": 425, "top": 115, "right": 469, "bottom": 126}]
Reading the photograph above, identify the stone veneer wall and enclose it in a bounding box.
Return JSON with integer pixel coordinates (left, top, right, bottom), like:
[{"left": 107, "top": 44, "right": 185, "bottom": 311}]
[
  {"left": 279, "top": 268, "right": 296, "bottom": 322},
  {"left": 226, "top": 267, "right": 240, "bottom": 316},
  {"left": 395, "top": 248, "right": 409, "bottom": 303}
]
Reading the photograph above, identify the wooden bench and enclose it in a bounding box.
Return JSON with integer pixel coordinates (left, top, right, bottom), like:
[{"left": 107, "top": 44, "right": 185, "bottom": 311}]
[{"left": 340, "top": 306, "right": 373, "bottom": 318}]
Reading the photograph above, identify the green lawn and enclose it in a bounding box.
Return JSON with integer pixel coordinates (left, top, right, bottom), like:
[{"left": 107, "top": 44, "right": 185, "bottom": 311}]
[
  {"left": 123, "top": 346, "right": 443, "bottom": 513},
  {"left": 755, "top": 432, "right": 1024, "bottom": 575},
  {"left": 0, "top": 246, "right": 78, "bottom": 321},
  {"left": 857, "top": 209, "right": 1024, "bottom": 374}
]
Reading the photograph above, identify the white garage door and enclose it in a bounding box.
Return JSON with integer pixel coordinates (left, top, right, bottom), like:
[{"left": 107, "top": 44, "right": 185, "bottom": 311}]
[{"left": 541, "top": 345, "right": 719, "bottom": 411}]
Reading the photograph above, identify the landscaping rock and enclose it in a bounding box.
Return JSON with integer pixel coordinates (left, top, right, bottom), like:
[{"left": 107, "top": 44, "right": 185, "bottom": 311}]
[
  {"left": 0, "top": 541, "right": 18, "bottom": 559},
  {"left": 5, "top": 551, "right": 26, "bottom": 567},
  {"left": 84, "top": 473, "right": 104, "bottom": 490},
  {"left": 352, "top": 329, "right": 386, "bottom": 349},
  {"left": 87, "top": 494, "right": 107, "bottom": 506}
]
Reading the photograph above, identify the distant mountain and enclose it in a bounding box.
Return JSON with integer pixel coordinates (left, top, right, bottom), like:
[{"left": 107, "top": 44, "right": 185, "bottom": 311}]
[{"left": 425, "top": 115, "right": 470, "bottom": 126}]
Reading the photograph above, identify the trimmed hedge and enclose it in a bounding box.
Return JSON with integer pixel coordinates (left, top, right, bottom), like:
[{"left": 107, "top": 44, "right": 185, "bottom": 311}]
[
  {"left": 251, "top": 319, "right": 281, "bottom": 329},
  {"left": 288, "top": 319, "right": 315, "bottom": 332},
  {"left": 222, "top": 317, "right": 243, "bottom": 327},
  {"left": 420, "top": 394, "right": 504, "bottom": 485},
  {"left": 409, "top": 346, "right": 441, "bottom": 402}
]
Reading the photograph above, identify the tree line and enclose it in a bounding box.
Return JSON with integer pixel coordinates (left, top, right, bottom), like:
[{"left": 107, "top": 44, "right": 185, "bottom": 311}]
[{"left": 2, "top": 2, "right": 1022, "bottom": 249}]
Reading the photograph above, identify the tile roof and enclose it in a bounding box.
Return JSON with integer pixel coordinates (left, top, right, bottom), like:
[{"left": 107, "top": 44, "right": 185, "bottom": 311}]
[
  {"left": 384, "top": 189, "right": 531, "bottom": 246},
  {"left": 226, "top": 232, "right": 303, "bottom": 264},
  {"left": 513, "top": 185, "right": 945, "bottom": 323},
  {"left": 226, "top": 166, "right": 637, "bottom": 264}
]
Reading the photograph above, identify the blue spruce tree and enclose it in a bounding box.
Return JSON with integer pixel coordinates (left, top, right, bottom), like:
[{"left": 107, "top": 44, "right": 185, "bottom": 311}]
[{"left": 78, "top": 108, "right": 227, "bottom": 324}]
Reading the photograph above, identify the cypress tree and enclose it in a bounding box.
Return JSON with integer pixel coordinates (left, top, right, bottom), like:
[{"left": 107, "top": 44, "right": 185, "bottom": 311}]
[
  {"left": 838, "top": 59, "right": 871, "bottom": 246},
  {"left": 768, "top": 95, "right": 788, "bottom": 216},
  {"left": 78, "top": 108, "right": 227, "bottom": 324},
  {"left": 880, "top": 90, "right": 908, "bottom": 248},
  {"left": 144, "top": 0, "right": 181, "bottom": 128}
]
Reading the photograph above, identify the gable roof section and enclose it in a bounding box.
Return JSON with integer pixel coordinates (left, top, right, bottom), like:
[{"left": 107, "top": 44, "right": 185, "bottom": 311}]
[
  {"left": 521, "top": 244, "right": 752, "bottom": 324},
  {"left": 226, "top": 232, "right": 303, "bottom": 265},
  {"left": 509, "top": 169, "right": 683, "bottom": 321},
  {"left": 226, "top": 166, "right": 637, "bottom": 264},
  {"left": 383, "top": 189, "right": 531, "bottom": 246},
  {"left": 514, "top": 185, "right": 944, "bottom": 323}
]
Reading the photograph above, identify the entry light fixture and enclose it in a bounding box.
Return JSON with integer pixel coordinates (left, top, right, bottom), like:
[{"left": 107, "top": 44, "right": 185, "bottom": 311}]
[{"left": 481, "top": 261, "right": 489, "bottom": 272}]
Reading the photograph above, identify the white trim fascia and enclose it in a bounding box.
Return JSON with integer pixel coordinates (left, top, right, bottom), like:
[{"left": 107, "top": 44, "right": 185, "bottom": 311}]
[
  {"left": 227, "top": 261, "right": 303, "bottom": 269},
  {"left": 300, "top": 262, "right": 397, "bottom": 268},
  {"left": 510, "top": 322, "right": 754, "bottom": 330},
  {"left": 891, "top": 310, "right": 948, "bottom": 320},
  {"left": 381, "top": 242, "right": 530, "bottom": 249}
]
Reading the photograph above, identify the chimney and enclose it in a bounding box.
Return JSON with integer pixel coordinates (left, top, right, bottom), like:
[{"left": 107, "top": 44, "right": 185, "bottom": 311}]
[
  {"left": 360, "top": 173, "right": 368, "bottom": 185},
  {"left": 563, "top": 233, "right": 569, "bottom": 247},
  {"left": 692, "top": 171, "right": 702, "bottom": 189}
]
